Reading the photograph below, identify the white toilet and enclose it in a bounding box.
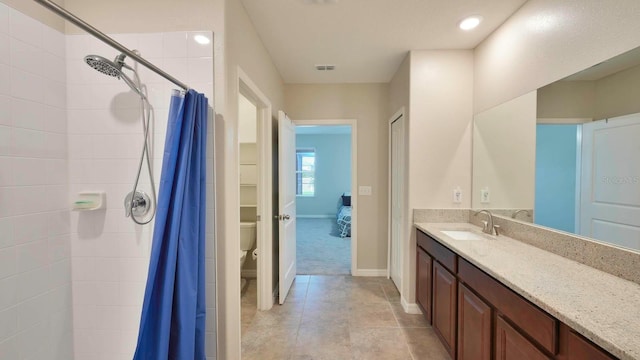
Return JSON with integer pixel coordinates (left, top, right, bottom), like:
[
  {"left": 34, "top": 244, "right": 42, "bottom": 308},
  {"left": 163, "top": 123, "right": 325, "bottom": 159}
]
[{"left": 240, "top": 222, "right": 257, "bottom": 290}]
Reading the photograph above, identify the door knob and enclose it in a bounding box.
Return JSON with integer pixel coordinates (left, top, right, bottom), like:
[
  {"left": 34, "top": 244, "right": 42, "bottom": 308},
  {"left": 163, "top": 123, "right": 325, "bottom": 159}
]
[{"left": 275, "top": 214, "right": 291, "bottom": 221}]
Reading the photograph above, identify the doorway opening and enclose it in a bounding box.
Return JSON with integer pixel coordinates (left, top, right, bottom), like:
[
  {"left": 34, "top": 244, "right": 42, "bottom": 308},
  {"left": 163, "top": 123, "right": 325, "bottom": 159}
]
[
  {"left": 238, "top": 68, "right": 274, "bottom": 318},
  {"left": 293, "top": 120, "right": 357, "bottom": 276}
]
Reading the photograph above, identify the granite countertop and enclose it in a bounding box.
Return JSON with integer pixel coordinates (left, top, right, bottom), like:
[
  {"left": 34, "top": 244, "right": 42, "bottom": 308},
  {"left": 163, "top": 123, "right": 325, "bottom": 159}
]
[{"left": 415, "top": 222, "right": 640, "bottom": 360}]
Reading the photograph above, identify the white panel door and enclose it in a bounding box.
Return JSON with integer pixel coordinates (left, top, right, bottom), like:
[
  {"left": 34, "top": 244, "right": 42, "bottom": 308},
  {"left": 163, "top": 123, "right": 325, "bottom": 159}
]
[
  {"left": 278, "top": 111, "right": 297, "bottom": 304},
  {"left": 580, "top": 114, "right": 640, "bottom": 250},
  {"left": 390, "top": 115, "right": 404, "bottom": 290}
]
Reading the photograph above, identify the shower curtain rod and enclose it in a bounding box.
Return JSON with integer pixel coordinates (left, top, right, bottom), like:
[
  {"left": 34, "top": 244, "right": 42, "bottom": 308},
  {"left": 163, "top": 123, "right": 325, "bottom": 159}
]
[{"left": 33, "top": 0, "right": 191, "bottom": 91}]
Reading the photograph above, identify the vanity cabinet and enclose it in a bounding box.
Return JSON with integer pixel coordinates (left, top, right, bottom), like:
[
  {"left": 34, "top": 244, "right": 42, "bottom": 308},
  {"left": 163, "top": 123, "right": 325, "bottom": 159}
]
[
  {"left": 416, "top": 229, "right": 617, "bottom": 360},
  {"left": 458, "top": 283, "right": 491, "bottom": 360}
]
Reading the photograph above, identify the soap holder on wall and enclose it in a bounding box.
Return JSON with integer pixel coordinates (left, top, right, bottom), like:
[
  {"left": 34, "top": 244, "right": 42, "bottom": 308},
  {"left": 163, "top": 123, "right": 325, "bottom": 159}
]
[{"left": 72, "top": 192, "right": 107, "bottom": 211}]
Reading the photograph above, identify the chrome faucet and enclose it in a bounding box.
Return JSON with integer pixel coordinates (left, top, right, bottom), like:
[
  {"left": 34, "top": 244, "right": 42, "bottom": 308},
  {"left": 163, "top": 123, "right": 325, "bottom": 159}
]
[
  {"left": 511, "top": 209, "right": 531, "bottom": 219},
  {"left": 474, "top": 210, "right": 498, "bottom": 235}
]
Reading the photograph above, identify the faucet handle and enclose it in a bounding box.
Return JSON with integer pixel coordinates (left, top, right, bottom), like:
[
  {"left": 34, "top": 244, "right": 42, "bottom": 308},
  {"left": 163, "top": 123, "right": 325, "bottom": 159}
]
[{"left": 493, "top": 224, "right": 501, "bottom": 236}]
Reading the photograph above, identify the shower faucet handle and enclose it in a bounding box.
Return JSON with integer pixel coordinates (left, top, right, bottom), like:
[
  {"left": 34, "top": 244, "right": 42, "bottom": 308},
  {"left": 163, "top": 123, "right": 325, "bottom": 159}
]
[{"left": 124, "top": 191, "right": 151, "bottom": 218}]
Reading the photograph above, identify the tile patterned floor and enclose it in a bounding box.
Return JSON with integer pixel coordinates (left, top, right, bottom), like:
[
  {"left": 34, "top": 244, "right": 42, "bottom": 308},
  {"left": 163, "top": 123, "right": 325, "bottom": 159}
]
[{"left": 241, "top": 276, "right": 450, "bottom": 360}]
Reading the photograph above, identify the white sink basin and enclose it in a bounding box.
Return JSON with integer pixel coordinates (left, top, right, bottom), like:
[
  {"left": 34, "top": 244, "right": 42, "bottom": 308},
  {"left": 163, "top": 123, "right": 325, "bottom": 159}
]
[{"left": 441, "top": 230, "right": 485, "bottom": 241}]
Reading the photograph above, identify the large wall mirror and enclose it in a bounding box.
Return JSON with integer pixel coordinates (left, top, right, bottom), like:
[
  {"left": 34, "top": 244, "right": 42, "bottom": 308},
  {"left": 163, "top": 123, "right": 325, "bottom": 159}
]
[{"left": 472, "top": 46, "right": 640, "bottom": 253}]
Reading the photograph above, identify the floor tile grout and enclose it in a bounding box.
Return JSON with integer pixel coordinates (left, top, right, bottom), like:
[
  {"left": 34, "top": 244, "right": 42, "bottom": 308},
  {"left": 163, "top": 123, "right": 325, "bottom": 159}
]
[{"left": 241, "top": 275, "right": 450, "bottom": 360}]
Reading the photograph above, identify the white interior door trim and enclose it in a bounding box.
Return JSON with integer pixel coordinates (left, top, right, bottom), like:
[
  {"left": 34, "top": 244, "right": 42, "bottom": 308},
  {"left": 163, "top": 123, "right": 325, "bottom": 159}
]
[
  {"left": 238, "top": 67, "right": 273, "bottom": 311},
  {"left": 388, "top": 107, "right": 405, "bottom": 287},
  {"left": 294, "top": 119, "right": 358, "bottom": 275}
]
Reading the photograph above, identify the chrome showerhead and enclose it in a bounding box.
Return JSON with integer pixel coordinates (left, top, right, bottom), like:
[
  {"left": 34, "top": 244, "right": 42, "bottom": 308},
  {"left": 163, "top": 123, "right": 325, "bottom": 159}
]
[
  {"left": 84, "top": 53, "right": 144, "bottom": 97},
  {"left": 84, "top": 54, "right": 123, "bottom": 78}
]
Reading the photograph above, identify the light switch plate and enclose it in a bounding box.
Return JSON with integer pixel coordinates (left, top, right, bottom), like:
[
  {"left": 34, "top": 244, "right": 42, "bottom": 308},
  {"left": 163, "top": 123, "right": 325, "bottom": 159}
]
[{"left": 359, "top": 186, "right": 372, "bottom": 196}]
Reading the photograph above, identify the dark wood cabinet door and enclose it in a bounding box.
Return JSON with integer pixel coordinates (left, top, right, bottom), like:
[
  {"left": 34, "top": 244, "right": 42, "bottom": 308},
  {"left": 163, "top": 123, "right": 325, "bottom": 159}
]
[
  {"left": 433, "top": 261, "right": 457, "bottom": 359},
  {"left": 557, "top": 324, "right": 616, "bottom": 360},
  {"left": 495, "top": 315, "right": 551, "bottom": 360},
  {"left": 458, "top": 283, "right": 491, "bottom": 360},
  {"left": 416, "top": 247, "right": 432, "bottom": 323}
]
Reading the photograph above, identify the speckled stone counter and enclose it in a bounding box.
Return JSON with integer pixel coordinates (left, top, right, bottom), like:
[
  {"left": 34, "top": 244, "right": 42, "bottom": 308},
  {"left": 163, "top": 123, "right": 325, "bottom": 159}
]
[{"left": 415, "top": 222, "right": 640, "bottom": 360}]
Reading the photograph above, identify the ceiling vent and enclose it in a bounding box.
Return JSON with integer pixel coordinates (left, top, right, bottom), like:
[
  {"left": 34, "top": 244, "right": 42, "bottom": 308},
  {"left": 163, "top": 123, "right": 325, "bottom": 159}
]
[
  {"left": 304, "top": 0, "right": 339, "bottom": 4},
  {"left": 315, "top": 64, "right": 336, "bottom": 71}
]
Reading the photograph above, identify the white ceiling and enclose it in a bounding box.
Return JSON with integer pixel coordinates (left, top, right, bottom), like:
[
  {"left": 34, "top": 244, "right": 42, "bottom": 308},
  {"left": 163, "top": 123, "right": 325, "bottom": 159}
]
[{"left": 240, "top": 0, "right": 528, "bottom": 84}]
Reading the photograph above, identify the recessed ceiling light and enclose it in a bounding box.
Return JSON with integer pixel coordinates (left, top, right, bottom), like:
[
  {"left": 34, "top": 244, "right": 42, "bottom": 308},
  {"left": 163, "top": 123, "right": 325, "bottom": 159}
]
[
  {"left": 194, "top": 34, "right": 211, "bottom": 45},
  {"left": 459, "top": 16, "right": 482, "bottom": 31}
]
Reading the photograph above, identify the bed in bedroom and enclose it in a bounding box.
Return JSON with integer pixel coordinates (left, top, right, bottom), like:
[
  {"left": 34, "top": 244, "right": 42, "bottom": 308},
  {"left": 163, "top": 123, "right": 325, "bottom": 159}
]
[{"left": 337, "top": 192, "right": 352, "bottom": 238}]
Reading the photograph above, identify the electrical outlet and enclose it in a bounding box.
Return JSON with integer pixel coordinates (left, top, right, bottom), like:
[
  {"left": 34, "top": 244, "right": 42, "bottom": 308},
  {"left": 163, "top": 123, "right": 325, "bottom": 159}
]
[
  {"left": 453, "top": 187, "right": 462, "bottom": 203},
  {"left": 480, "top": 187, "right": 490, "bottom": 204},
  {"left": 358, "top": 186, "right": 372, "bottom": 196}
]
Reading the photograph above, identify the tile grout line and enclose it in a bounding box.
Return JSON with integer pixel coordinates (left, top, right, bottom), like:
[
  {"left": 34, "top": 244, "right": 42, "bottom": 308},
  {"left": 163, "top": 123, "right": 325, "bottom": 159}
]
[
  {"left": 289, "top": 276, "right": 310, "bottom": 360},
  {"left": 384, "top": 282, "right": 419, "bottom": 360}
]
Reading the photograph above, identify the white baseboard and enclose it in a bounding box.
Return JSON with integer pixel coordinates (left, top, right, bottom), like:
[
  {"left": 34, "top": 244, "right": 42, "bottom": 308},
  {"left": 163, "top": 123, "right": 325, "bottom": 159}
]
[
  {"left": 352, "top": 269, "right": 388, "bottom": 277},
  {"left": 401, "top": 296, "right": 423, "bottom": 315},
  {"left": 241, "top": 269, "right": 257, "bottom": 278},
  {"left": 296, "top": 215, "right": 334, "bottom": 219}
]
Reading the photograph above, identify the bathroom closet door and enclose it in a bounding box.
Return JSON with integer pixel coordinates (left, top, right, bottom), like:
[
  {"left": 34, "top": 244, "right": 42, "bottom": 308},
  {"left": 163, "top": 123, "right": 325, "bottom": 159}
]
[
  {"left": 580, "top": 114, "right": 640, "bottom": 251},
  {"left": 278, "top": 111, "right": 297, "bottom": 304}
]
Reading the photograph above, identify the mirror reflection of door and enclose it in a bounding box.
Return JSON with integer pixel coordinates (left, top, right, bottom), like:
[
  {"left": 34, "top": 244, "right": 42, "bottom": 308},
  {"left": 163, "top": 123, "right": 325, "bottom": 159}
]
[{"left": 579, "top": 115, "right": 640, "bottom": 251}]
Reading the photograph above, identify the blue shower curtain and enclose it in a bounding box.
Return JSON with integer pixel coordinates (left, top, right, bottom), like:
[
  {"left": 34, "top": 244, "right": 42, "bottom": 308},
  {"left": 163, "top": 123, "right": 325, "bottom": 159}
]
[{"left": 134, "top": 89, "right": 208, "bottom": 360}]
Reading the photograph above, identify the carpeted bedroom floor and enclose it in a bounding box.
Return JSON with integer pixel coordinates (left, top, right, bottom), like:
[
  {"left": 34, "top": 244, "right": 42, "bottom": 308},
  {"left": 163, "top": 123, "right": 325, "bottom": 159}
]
[{"left": 296, "top": 218, "right": 351, "bottom": 275}]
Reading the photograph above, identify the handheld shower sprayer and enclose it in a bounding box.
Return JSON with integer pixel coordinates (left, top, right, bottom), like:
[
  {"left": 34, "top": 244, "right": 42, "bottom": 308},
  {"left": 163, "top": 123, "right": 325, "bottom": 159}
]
[{"left": 84, "top": 51, "right": 157, "bottom": 225}]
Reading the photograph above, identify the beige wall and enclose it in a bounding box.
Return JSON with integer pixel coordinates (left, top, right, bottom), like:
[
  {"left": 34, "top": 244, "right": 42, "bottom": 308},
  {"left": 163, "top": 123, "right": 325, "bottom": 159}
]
[
  {"left": 401, "top": 50, "right": 474, "bottom": 304},
  {"left": 473, "top": 91, "right": 537, "bottom": 209},
  {"left": 409, "top": 50, "right": 473, "bottom": 210},
  {"left": 475, "top": 0, "right": 640, "bottom": 114},
  {"left": 389, "top": 54, "right": 410, "bottom": 116},
  {"left": 1, "top": 0, "right": 65, "bottom": 32},
  {"left": 285, "top": 83, "right": 390, "bottom": 270}
]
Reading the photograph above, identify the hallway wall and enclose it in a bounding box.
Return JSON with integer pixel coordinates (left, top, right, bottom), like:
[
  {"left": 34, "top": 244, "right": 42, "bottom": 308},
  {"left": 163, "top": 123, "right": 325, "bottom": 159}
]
[{"left": 285, "top": 83, "right": 389, "bottom": 272}]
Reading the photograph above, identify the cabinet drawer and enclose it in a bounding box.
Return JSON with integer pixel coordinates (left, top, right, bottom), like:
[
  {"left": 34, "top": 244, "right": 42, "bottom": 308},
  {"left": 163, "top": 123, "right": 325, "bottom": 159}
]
[
  {"left": 458, "top": 258, "right": 558, "bottom": 354},
  {"left": 417, "top": 230, "right": 457, "bottom": 273}
]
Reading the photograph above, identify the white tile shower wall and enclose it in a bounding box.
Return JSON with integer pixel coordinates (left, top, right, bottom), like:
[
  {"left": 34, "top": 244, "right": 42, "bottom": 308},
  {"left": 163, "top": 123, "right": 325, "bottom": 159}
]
[
  {"left": 0, "top": 4, "right": 73, "bottom": 360},
  {"left": 67, "top": 31, "right": 215, "bottom": 360}
]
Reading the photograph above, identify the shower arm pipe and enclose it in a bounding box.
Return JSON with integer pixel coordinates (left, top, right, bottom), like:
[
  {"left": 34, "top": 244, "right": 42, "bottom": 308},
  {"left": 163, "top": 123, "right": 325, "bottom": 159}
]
[{"left": 33, "top": 0, "right": 191, "bottom": 92}]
